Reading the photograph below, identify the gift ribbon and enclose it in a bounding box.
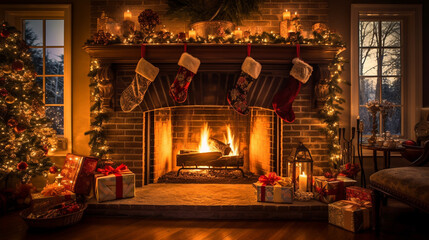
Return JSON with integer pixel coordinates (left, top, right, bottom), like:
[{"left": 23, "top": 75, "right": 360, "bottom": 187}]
[
  {"left": 114, "top": 173, "right": 123, "bottom": 199},
  {"left": 258, "top": 172, "right": 282, "bottom": 202},
  {"left": 97, "top": 163, "right": 128, "bottom": 176},
  {"left": 247, "top": 43, "right": 251, "bottom": 57},
  {"left": 141, "top": 44, "right": 146, "bottom": 58}
]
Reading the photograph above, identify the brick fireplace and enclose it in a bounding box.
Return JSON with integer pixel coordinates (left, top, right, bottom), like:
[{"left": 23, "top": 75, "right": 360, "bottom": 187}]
[{"left": 84, "top": 44, "right": 338, "bottom": 187}]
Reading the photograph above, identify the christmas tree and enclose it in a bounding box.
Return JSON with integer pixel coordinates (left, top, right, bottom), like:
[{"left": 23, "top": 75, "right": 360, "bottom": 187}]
[{"left": 0, "top": 22, "right": 57, "bottom": 184}]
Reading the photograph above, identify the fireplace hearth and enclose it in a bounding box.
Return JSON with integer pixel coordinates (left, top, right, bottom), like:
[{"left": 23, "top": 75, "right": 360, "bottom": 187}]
[{"left": 84, "top": 44, "right": 339, "bottom": 187}]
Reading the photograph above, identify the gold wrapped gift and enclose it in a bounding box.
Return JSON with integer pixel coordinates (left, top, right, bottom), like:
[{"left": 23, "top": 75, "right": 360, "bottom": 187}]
[{"left": 328, "top": 200, "right": 372, "bottom": 232}]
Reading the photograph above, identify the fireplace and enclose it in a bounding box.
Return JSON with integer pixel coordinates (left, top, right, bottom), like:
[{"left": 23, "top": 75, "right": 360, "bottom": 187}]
[{"left": 84, "top": 44, "right": 338, "bottom": 187}]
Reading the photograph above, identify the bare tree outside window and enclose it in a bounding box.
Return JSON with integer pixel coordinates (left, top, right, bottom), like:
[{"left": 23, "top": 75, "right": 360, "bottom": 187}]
[{"left": 358, "top": 20, "right": 402, "bottom": 136}]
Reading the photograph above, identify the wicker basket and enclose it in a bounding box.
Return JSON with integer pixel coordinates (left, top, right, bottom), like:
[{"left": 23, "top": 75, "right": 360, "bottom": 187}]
[{"left": 19, "top": 204, "right": 87, "bottom": 229}]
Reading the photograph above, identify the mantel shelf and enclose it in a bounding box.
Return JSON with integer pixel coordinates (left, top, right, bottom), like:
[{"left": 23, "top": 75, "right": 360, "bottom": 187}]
[{"left": 83, "top": 44, "right": 340, "bottom": 65}]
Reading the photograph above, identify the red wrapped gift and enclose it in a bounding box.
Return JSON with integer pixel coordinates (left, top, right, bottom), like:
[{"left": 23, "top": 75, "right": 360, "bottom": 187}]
[
  {"left": 313, "top": 176, "right": 357, "bottom": 204},
  {"left": 346, "top": 186, "right": 373, "bottom": 203},
  {"left": 60, "top": 154, "right": 98, "bottom": 195}
]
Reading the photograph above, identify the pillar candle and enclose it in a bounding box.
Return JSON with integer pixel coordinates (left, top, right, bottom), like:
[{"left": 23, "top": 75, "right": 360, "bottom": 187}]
[
  {"left": 124, "top": 10, "right": 132, "bottom": 21},
  {"left": 282, "top": 9, "right": 291, "bottom": 21},
  {"left": 234, "top": 27, "right": 243, "bottom": 39},
  {"left": 280, "top": 21, "right": 289, "bottom": 38},
  {"left": 299, "top": 172, "right": 307, "bottom": 192},
  {"left": 294, "top": 11, "right": 299, "bottom": 19},
  {"left": 189, "top": 29, "right": 196, "bottom": 39}
]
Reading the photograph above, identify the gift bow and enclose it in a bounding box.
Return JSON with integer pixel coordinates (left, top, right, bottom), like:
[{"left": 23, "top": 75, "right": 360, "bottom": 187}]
[
  {"left": 258, "top": 172, "right": 282, "bottom": 186},
  {"left": 97, "top": 164, "right": 128, "bottom": 176},
  {"left": 342, "top": 198, "right": 372, "bottom": 211}
]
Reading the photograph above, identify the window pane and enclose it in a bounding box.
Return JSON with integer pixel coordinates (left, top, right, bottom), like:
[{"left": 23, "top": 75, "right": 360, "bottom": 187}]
[
  {"left": 382, "top": 48, "right": 401, "bottom": 76},
  {"left": 45, "top": 77, "right": 64, "bottom": 104},
  {"left": 46, "top": 106, "right": 64, "bottom": 135},
  {"left": 45, "top": 48, "right": 64, "bottom": 75},
  {"left": 359, "top": 21, "right": 379, "bottom": 47},
  {"left": 35, "top": 77, "right": 43, "bottom": 89},
  {"left": 28, "top": 48, "right": 43, "bottom": 75},
  {"left": 384, "top": 107, "right": 401, "bottom": 135},
  {"left": 359, "top": 48, "right": 378, "bottom": 76},
  {"left": 24, "top": 20, "right": 43, "bottom": 46},
  {"left": 359, "top": 107, "right": 379, "bottom": 135},
  {"left": 382, "top": 77, "right": 401, "bottom": 105},
  {"left": 46, "top": 20, "right": 64, "bottom": 46},
  {"left": 359, "top": 77, "right": 380, "bottom": 104},
  {"left": 381, "top": 21, "right": 400, "bottom": 47}
]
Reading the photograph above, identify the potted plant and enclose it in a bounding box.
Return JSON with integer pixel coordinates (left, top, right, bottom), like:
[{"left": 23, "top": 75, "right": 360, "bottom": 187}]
[{"left": 167, "top": 0, "right": 262, "bottom": 38}]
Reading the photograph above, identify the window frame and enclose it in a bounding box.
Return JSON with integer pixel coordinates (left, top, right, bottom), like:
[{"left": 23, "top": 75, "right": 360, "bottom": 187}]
[
  {"left": 2, "top": 4, "right": 72, "bottom": 156},
  {"left": 351, "top": 4, "right": 422, "bottom": 149}
]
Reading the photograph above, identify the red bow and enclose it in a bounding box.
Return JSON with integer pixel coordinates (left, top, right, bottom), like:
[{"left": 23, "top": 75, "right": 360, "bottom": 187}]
[
  {"left": 258, "top": 172, "right": 282, "bottom": 186},
  {"left": 97, "top": 164, "right": 128, "bottom": 176}
]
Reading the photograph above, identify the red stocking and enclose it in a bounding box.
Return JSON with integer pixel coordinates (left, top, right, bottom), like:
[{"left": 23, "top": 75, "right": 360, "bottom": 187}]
[
  {"left": 169, "top": 52, "right": 200, "bottom": 103},
  {"left": 272, "top": 76, "right": 302, "bottom": 123}
]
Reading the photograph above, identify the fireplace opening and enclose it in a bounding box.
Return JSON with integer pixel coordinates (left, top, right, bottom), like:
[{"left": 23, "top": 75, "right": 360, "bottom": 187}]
[{"left": 143, "top": 106, "right": 282, "bottom": 184}]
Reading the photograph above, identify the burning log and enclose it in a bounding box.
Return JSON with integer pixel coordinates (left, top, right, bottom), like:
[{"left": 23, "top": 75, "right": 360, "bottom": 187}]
[
  {"left": 208, "top": 137, "right": 232, "bottom": 155},
  {"left": 176, "top": 151, "right": 222, "bottom": 166}
]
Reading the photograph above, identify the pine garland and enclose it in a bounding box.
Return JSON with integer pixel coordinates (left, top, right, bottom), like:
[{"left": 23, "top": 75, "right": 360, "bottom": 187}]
[{"left": 84, "top": 60, "right": 112, "bottom": 160}]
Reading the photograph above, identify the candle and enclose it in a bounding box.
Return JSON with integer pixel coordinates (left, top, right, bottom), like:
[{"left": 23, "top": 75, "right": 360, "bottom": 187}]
[
  {"left": 301, "top": 30, "right": 308, "bottom": 39},
  {"left": 299, "top": 172, "right": 308, "bottom": 192},
  {"left": 124, "top": 10, "right": 132, "bottom": 21},
  {"left": 294, "top": 11, "right": 299, "bottom": 19},
  {"left": 55, "top": 173, "right": 63, "bottom": 186},
  {"left": 188, "top": 28, "right": 196, "bottom": 39},
  {"left": 234, "top": 27, "right": 243, "bottom": 39},
  {"left": 280, "top": 21, "right": 289, "bottom": 38},
  {"left": 282, "top": 9, "right": 291, "bottom": 21}
]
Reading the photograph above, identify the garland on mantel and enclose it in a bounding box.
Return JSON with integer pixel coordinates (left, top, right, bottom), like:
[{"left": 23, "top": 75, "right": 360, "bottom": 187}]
[{"left": 85, "top": 30, "right": 346, "bottom": 167}]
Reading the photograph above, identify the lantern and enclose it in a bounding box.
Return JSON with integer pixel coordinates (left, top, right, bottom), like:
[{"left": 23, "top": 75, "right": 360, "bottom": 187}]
[{"left": 291, "top": 142, "right": 313, "bottom": 192}]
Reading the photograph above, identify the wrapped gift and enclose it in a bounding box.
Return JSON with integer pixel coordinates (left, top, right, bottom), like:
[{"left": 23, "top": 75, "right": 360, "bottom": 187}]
[
  {"left": 328, "top": 200, "right": 372, "bottom": 232},
  {"left": 31, "top": 192, "right": 76, "bottom": 210},
  {"left": 60, "top": 154, "right": 98, "bottom": 195},
  {"left": 313, "top": 176, "right": 356, "bottom": 204},
  {"left": 95, "top": 164, "right": 135, "bottom": 203},
  {"left": 253, "top": 172, "right": 293, "bottom": 203},
  {"left": 346, "top": 186, "right": 373, "bottom": 203}
]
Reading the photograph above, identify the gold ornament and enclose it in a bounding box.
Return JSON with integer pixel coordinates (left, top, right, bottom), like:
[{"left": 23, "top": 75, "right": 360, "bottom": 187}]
[
  {"left": 5, "top": 95, "right": 15, "bottom": 104},
  {"left": 2, "top": 65, "right": 12, "bottom": 74}
]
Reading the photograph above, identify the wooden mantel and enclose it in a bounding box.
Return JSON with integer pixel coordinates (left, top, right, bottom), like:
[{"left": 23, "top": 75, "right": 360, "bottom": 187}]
[
  {"left": 83, "top": 44, "right": 339, "bottom": 111},
  {"left": 83, "top": 44, "right": 340, "bottom": 65}
]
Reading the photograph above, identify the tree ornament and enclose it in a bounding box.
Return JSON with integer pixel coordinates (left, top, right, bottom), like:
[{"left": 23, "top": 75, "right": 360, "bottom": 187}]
[
  {"left": 17, "top": 161, "right": 28, "bottom": 171},
  {"left": 14, "top": 125, "right": 26, "bottom": 134},
  {"left": 12, "top": 60, "right": 24, "bottom": 71},
  {"left": 49, "top": 165, "right": 58, "bottom": 174},
  {"left": 2, "top": 65, "right": 12, "bottom": 74},
  {"left": 0, "top": 88, "right": 8, "bottom": 96},
  {"left": 1, "top": 29, "right": 9, "bottom": 38},
  {"left": 5, "top": 95, "right": 15, "bottom": 104},
  {"left": 7, "top": 118, "right": 18, "bottom": 127}
]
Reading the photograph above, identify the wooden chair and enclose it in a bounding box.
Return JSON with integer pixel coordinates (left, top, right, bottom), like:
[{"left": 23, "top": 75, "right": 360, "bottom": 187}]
[{"left": 370, "top": 141, "right": 429, "bottom": 230}]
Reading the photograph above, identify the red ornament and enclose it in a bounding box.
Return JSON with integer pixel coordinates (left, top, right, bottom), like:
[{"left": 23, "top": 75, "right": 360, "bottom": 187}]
[
  {"left": 14, "top": 125, "right": 26, "bottom": 134},
  {"left": 7, "top": 119, "right": 18, "bottom": 127},
  {"left": 49, "top": 165, "right": 58, "bottom": 174},
  {"left": 1, "top": 30, "right": 9, "bottom": 38},
  {"left": 17, "top": 161, "right": 28, "bottom": 171},
  {"left": 12, "top": 60, "right": 24, "bottom": 71},
  {"left": 0, "top": 88, "right": 8, "bottom": 96}
]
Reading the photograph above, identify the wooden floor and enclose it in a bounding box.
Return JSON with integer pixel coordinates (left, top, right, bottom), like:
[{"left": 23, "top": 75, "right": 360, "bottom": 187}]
[{"left": 1, "top": 200, "right": 428, "bottom": 240}]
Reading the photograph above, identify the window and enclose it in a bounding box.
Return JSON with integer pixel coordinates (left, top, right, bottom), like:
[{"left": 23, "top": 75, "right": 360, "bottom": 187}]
[
  {"left": 358, "top": 19, "right": 402, "bottom": 135},
  {"left": 24, "top": 19, "right": 65, "bottom": 135},
  {"left": 2, "top": 5, "right": 71, "bottom": 153},
  {"left": 351, "top": 4, "right": 423, "bottom": 141}
]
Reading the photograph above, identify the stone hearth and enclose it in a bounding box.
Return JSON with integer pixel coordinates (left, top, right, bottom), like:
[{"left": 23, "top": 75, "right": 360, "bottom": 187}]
[{"left": 87, "top": 184, "right": 327, "bottom": 220}]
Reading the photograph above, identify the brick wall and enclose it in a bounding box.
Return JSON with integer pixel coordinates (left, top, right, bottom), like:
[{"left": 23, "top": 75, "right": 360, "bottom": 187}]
[{"left": 91, "top": 0, "right": 329, "bottom": 34}]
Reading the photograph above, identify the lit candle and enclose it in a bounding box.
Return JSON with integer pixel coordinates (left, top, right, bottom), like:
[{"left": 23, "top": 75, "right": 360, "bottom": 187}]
[
  {"left": 294, "top": 11, "right": 299, "bottom": 19},
  {"left": 234, "top": 27, "right": 243, "bottom": 39},
  {"left": 299, "top": 172, "right": 308, "bottom": 192},
  {"left": 188, "top": 28, "right": 196, "bottom": 39},
  {"left": 283, "top": 9, "right": 291, "bottom": 21},
  {"left": 124, "top": 10, "right": 132, "bottom": 21},
  {"left": 55, "top": 173, "right": 63, "bottom": 186}
]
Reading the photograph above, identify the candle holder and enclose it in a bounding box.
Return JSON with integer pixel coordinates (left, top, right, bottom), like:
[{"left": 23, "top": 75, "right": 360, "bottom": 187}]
[{"left": 291, "top": 142, "right": 313, "bottom": 192}]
